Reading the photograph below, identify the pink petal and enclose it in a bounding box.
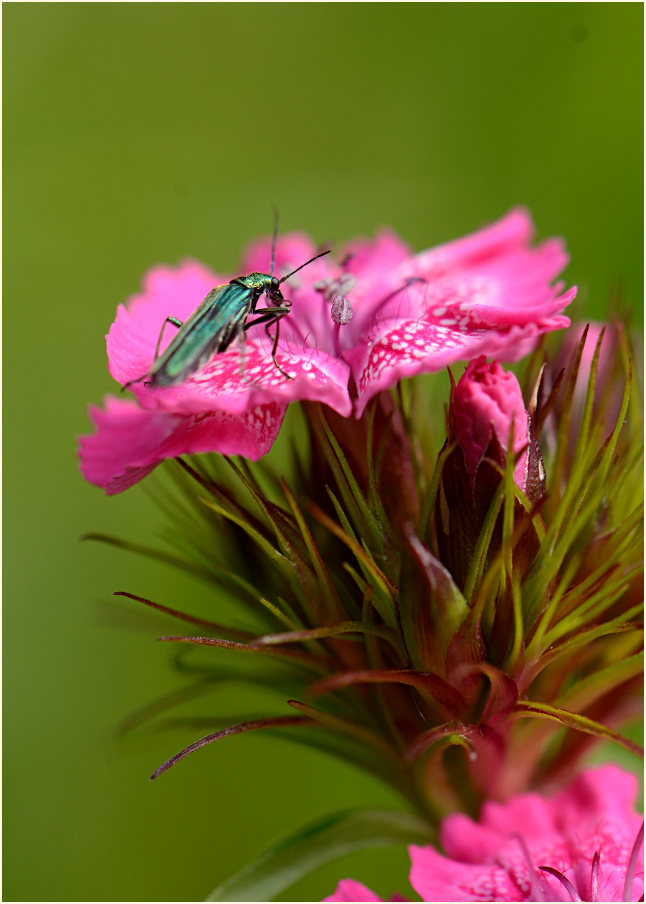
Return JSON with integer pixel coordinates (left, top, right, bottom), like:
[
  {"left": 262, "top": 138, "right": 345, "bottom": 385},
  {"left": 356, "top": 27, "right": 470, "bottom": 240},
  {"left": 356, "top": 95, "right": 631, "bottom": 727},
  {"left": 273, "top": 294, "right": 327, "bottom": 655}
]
[
  {"left": 347, "top": 310, "right": 572, "bottom": 418},
  {"left": 411, "top": 767, "right": 644, "bottom": 903},
  {"left": 409, "top": 207, "right": 535, "bottom": 275},
  {"left": 409, "top": 843, "right": 528, "bottom": 902},
  {"left": 322, "top": 879, "right": 384, "bottom": 902},
  {"left": 78, "top": 395, "right": 285, "bottom": 494},
  {"left": 342, "top": 229, "right": 412, "bottom": 280},
  {"left": 125, "top": 336, "right": 353, "bottom": 417},
  {"left": 347, "top": 210, "right": 575, "bottom": 416},
  {"left": 554, "top": 764, "right": 640, "bottom": 827},
  {"left": 107, "top": 261, "right": 225, "bottom": 386}
]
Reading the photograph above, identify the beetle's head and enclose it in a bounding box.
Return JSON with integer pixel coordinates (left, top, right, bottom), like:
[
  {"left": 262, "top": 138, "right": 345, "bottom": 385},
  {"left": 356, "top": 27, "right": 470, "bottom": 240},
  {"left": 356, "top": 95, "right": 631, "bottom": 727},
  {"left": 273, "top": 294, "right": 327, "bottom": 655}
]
[{"left": 266, "top": 275, "right": 285, "bottom": 305}]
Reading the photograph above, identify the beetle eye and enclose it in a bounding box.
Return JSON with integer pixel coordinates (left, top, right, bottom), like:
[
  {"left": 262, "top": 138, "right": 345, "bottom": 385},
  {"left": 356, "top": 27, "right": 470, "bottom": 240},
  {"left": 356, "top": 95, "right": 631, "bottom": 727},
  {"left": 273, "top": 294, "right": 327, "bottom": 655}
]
[{"left": 271, "top": 277, "right": 280, "bottom": 288}]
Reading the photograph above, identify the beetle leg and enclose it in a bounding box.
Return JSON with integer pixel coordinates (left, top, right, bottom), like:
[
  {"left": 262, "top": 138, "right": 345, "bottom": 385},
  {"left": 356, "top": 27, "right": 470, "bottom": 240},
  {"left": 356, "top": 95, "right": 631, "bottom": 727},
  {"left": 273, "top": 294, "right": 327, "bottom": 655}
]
[
  {"left": 242, "top": 305, "right": 290, "bottom": 331},
  {"left": 242, "top": 307, "right": 292, "bottom": 379},
  {"left": 265, "top": 314, "right": 292, "bottom": 380},
  {"left": 235, "top": 325, "right": 248, "bottom": 378},
  {"left": 154, "top": 316, "right": 183, "bottom": 360}
]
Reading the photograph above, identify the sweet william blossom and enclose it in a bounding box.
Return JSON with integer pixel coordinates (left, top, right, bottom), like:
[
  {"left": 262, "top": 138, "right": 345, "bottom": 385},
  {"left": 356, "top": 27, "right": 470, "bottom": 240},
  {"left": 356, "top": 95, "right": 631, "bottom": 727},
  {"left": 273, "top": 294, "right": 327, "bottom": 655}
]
[
  {"left": 324, "top": 766, "right": 644, "bottom": 903},
  {"left": 79, "top": 209, "right": 575, "bottom": 493}
]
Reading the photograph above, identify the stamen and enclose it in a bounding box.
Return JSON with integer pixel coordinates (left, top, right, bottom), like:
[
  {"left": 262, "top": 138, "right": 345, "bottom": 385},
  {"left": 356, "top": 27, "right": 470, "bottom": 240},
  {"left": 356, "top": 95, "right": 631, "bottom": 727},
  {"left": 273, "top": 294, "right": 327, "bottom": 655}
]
[
  {"left": 623, "top": 822, "right": 644, "bottom": 902},
  {"left": 510, "top": 833, "right": 547, "bottom": 902},
  {"left": 331, "top": 294, "right": 353, "bottom": 325},
  {"left": 590, "top": 850, "right": 599, "bottom": 902},
  {"left": 538, "top": 865, "right": 582, "bottom": 901}
]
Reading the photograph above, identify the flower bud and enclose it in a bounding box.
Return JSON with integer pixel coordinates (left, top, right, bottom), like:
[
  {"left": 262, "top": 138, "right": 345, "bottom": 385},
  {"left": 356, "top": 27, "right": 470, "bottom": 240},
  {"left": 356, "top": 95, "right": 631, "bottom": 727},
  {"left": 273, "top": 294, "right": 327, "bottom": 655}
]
[
  {"left": 435, "top": 357, "right": 544, "bottom": 595},
  {"left": 451, "top": 356, "right": 532, "bottom": 493}
]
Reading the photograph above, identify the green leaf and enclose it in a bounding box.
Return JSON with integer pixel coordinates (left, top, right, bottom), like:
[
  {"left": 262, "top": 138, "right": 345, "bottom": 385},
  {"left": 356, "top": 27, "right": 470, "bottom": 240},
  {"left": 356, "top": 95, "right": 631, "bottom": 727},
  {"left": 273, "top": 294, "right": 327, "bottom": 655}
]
[
  {"left": 308, "top": 403, "right": 383, "bottom": 548},
  {"left": 157, "top": 634, "right": 326, "bottom": 669},
  {"left": 307, "top": 668, "right": 466, "bottom": 717},
  {"left": 253, "top": 621, "right": 397, "bottom": 647},
  {"left": 150, "top": 715, "right": 313, "bottom": 779},
  {"left": 206, "top": 809, "right": 432, "bottom": 902},
  {"left": 509, "top": 701, "right": 644, "bottom": 758},
  {"left": 281, "top": 478, "right": 345, "bottom": 622},
  {"left": 400, "top": 526, "right": 471, "bottom": 673},
  {"left": 404, "top": 722, "right": 479, "bottom": 763},
  {"left": 556, "top": 651, "right": 644, "bottom": 712},
  {"left": 533, "top": 604, "right": 643, "bottom": 673},
  {"left": 113, "top": 591, "right": 255, "bottom": 640},
  {"left": 307, "top": 501, "right": 398, "bottom": 627},
  {"left": 82, "top": 532, "right": 232, "bottom": 590}
]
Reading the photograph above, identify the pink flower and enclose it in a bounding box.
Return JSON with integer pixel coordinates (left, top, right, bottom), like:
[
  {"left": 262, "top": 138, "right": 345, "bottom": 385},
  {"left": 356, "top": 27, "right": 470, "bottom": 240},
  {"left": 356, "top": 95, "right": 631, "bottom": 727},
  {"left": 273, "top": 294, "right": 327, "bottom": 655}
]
[
  {"left": 79, "top": 210, "right": 575, "bottom": 493},
  {"left": 325, "top": 766, "right": 644, "bottom": 902}
]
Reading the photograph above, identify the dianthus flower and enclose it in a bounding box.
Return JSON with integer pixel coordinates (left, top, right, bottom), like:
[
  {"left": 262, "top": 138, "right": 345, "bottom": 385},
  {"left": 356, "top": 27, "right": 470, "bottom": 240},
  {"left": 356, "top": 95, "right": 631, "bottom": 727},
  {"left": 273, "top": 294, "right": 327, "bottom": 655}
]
[
  {"left": 325, "top": 766, "right": 644, "bottom": 903},
  {"left": 79, "top": 209, "right": 575, "bottom": 493}
]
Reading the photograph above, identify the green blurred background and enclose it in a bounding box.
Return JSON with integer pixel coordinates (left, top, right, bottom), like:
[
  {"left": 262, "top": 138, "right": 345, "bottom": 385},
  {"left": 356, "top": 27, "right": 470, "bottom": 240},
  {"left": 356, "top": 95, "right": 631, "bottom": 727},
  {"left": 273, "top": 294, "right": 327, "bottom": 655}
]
[{"left": 4, "top": 4, "right": 643, "bottom": 901}]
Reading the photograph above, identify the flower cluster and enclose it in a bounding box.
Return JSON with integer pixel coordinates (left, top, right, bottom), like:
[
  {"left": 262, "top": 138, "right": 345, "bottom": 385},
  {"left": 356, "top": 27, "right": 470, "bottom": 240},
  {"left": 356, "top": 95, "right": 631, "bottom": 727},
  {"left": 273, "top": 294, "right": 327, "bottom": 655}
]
[{"left": 79, "top": 211, "right": 642, "bottom": 903}]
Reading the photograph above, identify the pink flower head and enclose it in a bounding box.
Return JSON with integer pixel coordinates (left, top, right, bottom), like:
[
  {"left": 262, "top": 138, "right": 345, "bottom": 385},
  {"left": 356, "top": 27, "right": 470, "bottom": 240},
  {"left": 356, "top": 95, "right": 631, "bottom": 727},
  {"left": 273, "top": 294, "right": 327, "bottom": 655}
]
[
  {"left": 79, "top": 210, "right": 575, "bottom": 493},
  {"left": 325, "top": 766, "right": 644, "bottom": 902},
  {"left": 451, "top": 356, "right": 532, "bottom": 492}
]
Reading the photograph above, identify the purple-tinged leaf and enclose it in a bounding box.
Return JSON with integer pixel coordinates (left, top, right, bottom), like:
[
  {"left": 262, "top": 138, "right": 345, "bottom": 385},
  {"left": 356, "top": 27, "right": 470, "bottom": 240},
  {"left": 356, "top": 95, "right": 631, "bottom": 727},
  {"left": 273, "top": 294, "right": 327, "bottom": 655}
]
[
  {"left": 307, "top": 668, "right": 466, "bottom": 717},
  {"left": 158, "top": 634, "right": 327, "bottom": 668},
  {"left": 287, "top": 699, "right": 404, "bottom": 766},
  {"left": 114, "top": 590, "right": 254, "bottom": 639},
  {"left": 404, "top": 722, "right": 479, "bottom": 764},
  {"left": 449, "top": 662, "right": 519, "bottom": 722},
  {"left": 252, "top": 621, "right": 397, "bottom": 647},
  {"left": 509, "top": 701, "right": 644, "bottom": 758},
  {"left": 150, "top": 715, "right": 313, "bottom": 779},
  {"left": 400, "top": 526, "right": 472, "bottom": 673}
]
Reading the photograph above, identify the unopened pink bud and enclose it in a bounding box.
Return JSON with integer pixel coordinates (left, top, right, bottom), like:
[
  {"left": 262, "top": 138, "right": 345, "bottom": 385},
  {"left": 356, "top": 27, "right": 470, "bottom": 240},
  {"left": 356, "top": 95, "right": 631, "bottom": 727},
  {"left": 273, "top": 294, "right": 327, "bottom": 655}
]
[{"left": 452, "top": 356, "right": 530, "bottom": 491}]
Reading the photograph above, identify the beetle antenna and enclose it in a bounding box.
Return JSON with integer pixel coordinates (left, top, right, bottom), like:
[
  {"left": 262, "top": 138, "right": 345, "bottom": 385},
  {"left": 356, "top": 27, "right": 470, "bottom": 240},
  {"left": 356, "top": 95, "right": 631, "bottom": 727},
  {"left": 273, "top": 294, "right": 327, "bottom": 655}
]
[
  {"left": 279, "top": 249, "right": 331, "bottom": 285},
  {"left": 270, "top": 207, "right": 279, "bottom": 277}
]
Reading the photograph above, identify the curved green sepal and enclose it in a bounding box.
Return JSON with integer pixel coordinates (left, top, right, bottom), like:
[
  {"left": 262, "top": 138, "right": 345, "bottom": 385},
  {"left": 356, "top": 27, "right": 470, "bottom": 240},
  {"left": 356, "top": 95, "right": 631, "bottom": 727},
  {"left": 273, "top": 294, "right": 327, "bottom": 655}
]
[{"left": 206, "top": 808, "right": 432, "bottom": 902}]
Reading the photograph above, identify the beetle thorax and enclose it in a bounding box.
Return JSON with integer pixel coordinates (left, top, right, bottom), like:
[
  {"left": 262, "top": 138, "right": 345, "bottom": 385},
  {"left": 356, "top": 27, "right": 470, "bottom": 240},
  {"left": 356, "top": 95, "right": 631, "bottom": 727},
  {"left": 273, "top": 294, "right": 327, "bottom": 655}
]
[{"left": 230, "top": 272, "right": 285, "bottom": 305}]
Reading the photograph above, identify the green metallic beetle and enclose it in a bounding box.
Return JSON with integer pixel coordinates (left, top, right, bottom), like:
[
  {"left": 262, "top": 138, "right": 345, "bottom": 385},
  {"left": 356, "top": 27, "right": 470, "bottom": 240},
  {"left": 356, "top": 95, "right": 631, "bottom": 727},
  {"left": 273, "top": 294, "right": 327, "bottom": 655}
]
[{"left": 123, "top": 235, "right": 330, "bottom": 390}]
